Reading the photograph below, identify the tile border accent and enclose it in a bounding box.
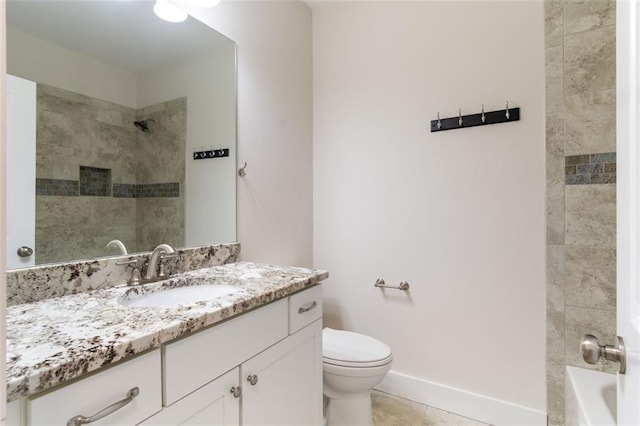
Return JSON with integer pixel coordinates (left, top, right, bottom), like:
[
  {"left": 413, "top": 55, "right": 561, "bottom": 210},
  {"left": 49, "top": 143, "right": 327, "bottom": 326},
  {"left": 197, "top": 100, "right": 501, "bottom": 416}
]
[
  {"left": 112, "top": 183, "right": 138, "bottom": 198},
  {"left": 565, "top": 152, "right": 616, "bottom": 185},
  {"left": 35, "top": 178, "right": 79, "bottom": 196},
  {"left": 37, "top": 181, "right": 181, "bottom": 198},
  {"left": 137, "top": 182, "right": 180, "bottom": 198}
]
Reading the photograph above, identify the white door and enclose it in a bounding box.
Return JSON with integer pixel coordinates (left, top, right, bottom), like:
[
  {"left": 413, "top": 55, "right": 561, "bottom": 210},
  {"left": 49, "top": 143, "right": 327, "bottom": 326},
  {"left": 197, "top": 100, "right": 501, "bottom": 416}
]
[
  {"left": 6, "top": 74, "right": 36, "bottom": 269},
  {"left": 617, "top": 0, "right": 640, "bottom": 423}
]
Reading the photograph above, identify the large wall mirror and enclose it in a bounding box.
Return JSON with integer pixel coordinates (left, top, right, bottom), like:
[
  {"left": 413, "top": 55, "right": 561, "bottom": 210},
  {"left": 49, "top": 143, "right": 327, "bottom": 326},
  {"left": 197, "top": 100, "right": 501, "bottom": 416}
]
[{"left": 6, "top": 0, "right": 237, "bottom": 269}]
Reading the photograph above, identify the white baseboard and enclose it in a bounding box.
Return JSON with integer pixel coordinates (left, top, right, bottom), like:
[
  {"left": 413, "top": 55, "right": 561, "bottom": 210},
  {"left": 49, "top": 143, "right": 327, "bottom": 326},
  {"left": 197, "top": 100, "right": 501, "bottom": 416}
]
[{"left": 375, "top": 371, "right": 547, "bottom": 426}]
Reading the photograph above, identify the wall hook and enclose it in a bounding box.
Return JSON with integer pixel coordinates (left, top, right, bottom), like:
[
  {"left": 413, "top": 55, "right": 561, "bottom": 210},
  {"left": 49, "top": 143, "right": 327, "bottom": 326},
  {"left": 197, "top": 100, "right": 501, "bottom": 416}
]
[
  {"left": 430, "top": 104, "right": 520, "bottom": 132},
  {"left": 238, "top": 162, "right": 247, "bottom": 177}
]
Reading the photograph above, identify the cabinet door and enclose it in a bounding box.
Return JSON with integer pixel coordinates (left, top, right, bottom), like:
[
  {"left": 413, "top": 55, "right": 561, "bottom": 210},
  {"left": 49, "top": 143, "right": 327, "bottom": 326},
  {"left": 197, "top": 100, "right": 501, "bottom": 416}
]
[
  {"left": 140, "top": 368, "right": 240, "bottom": 426},
  {"left": 164, "top": 299, "right": 287, "bottom": 405},
  {"left": 242, "top": 320, "right": 322, "bottom": 426}
]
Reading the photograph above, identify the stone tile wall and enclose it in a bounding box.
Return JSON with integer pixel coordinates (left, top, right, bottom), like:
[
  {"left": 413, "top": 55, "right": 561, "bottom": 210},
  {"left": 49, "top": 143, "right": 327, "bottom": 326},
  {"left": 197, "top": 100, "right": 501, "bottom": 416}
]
[
  {"left": 544, "top": 1, "right": 617, "bottom": 424},
  {"left": 35, "top": 85, "right": 186, "bottom": 264},
  {"left": 135, "top": 98, "right": 186, "bottom": 252}
]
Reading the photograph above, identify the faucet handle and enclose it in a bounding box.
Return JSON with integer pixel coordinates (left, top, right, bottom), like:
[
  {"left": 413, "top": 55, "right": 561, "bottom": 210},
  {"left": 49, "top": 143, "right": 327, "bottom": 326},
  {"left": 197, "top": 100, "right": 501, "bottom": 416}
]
[
  {"left": 117, "top": 259, "right": 142, "bottom": 286},
  {"left": 158, "top": 253, "right": 178, "bottom": 279}
]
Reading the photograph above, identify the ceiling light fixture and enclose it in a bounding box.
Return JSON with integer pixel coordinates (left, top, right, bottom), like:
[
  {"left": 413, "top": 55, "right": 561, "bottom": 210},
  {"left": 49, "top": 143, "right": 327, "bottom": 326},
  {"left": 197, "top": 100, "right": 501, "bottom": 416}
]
[
  {"left": 193, "top": 0, "right": 221, "bottom": 7},
  {"left": 153, "top": 0, "right": 188, "bottom": 23}
]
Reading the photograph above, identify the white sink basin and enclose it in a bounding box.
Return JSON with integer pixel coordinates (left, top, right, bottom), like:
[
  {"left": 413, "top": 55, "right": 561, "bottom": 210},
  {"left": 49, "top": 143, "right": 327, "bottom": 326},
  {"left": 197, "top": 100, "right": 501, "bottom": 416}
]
[{"left": 121, "top": 285, "right": 240, "bottom": 308}]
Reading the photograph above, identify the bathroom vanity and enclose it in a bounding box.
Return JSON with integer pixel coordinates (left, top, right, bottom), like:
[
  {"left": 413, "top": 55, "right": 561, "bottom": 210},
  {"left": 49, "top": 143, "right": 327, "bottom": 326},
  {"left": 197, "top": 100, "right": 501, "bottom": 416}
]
[{"left": 5, "top": 257, "right": 327, "bottom": 425}]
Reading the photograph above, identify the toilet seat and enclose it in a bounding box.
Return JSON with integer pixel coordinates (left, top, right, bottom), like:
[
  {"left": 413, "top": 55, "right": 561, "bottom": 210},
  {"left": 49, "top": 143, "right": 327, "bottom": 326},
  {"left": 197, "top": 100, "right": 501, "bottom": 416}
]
[
  {"left": 322, "top": 328, "right": 392, "bottom": 368},
  {"left": 323, "top": 355, "right": 393, "bottom": 368}
]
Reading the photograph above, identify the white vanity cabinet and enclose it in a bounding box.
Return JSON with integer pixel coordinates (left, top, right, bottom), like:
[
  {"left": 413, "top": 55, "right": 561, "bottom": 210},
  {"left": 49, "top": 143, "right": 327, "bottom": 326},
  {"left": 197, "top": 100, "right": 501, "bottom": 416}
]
[
  {"left": 142, "top": 320, "right": 322, "bottom": 426},
  {"left": 162, "top": 299, "right": 289, "bottom": 406},
  {"left": 147, "top": 285, "right": 323, "bottom": 426},
  {"left": 9, "top": 285, "right": 323, "bottom": 426}
]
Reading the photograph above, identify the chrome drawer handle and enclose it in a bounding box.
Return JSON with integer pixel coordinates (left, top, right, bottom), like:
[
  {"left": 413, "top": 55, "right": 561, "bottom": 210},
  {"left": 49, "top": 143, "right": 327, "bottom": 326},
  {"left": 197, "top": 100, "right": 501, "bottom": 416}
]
[
  {"left": 67, "top": 387, "right": 139, "bottom": 425},
  {"left": 298, "top": 301, "right": 318, "bottom": 314},
  {"left": 247, "top": 374, "right": 259, "bottom": 386}
]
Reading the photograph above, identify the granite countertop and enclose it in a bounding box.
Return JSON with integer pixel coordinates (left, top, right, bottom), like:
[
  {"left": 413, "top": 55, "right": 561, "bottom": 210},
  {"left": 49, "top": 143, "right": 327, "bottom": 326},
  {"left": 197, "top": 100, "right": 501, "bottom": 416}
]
[{"left": 6, "top": 262, "right": 328, "bottom": 401}]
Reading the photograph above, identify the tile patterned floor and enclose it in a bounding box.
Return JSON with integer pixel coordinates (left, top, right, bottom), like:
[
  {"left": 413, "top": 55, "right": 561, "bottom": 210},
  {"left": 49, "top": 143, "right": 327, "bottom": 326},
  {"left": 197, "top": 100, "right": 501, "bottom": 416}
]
[{"left": 372, "top": 391, "right": 491, "bottom": 426}]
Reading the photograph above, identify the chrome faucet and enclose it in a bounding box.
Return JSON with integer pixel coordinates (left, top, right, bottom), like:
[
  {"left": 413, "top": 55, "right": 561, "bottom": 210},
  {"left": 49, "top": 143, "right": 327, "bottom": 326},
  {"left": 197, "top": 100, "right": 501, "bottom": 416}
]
[
  {"left": 144, "top": 244, "right": 176, "bottom": 281},
  {"left": 106, "top": 239, "right": 128, "bottom": 255}
]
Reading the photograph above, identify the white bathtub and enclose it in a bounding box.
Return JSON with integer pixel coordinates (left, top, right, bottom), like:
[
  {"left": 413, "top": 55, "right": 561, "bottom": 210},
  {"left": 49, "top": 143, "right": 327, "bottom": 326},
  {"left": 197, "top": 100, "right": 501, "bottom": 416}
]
[{"left": 566, "top": 366, "right": 616, "bottom": 426}]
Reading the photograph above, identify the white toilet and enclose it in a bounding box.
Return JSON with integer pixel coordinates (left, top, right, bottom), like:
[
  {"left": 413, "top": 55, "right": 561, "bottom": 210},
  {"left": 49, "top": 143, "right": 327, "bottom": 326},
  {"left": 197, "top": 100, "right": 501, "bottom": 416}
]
[{"left": 322, "top": 327, "right": 393, "bottom": 426}]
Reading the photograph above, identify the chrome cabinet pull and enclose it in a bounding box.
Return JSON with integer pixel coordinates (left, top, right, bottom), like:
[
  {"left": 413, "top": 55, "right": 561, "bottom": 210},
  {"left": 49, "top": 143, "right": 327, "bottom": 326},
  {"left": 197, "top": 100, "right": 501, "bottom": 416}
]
[
  {"left": 67, "top": 387, "right": 139, "bottom": 425},
  {"left": 298, "top": 301, "right": 318, "bottom": 314},
  {"left": 247, "top": 374, "right": 258, "bottom": 386},
  {"left": 230, "top": 386, "right": 242, "bottom": 398}
]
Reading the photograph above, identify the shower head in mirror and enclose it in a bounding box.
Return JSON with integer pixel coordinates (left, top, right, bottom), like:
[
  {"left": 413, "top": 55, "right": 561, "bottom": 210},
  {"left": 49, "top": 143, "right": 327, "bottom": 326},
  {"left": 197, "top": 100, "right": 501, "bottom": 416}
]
[{"left": 134, "top": 119, "right": 155, "bottom": 133}]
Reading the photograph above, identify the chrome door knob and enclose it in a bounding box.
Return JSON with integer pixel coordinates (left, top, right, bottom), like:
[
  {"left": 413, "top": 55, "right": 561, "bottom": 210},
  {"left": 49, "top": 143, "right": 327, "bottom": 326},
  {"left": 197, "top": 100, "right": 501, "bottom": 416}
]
[
  {"left": 17, "top": 246, "right": 33, "bottom": 257},
  {"left": 580, "top": 335, "right": 603, "bottom": 364},
  {"left": 247, "top": 374, "right": 258, "bottom": 386},
  {"left": 580, "top": 334, "right": 626, "bottom": 374}
]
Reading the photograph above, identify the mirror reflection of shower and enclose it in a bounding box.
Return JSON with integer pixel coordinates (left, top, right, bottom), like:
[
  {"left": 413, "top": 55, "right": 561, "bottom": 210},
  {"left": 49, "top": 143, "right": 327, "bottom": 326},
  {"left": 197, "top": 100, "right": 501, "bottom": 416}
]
[
  {"left": 134, "top": 119, "right": 155, "bottom": 133},
  {"left": 6, "top": 0, "right": 238, "bottom": 267}
]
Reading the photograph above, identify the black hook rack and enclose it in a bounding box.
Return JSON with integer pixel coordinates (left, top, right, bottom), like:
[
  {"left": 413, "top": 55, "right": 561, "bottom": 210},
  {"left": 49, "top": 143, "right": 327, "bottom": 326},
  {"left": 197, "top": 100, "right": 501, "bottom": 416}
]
[
  {"left": 430, "top": 105, "right": 520, "bottom": 133},
  {"left": 193, "top": 148, "right": 229, "bottom": 160}
]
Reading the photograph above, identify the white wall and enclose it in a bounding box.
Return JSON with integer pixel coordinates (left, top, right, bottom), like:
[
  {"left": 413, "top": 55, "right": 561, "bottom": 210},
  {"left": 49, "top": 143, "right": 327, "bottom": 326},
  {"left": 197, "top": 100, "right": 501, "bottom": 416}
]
[
  {"left": 6, "top": 28, "right": 137, "bottom": 108},
  {"left": 312, "top": 1, "right": 546, "bottom": 424},
  {"left": 137, "top": 46, "right": 237, "bottom": 247},
  {"left": 187, "top": 1, "right": 314, "bottom": 267}
]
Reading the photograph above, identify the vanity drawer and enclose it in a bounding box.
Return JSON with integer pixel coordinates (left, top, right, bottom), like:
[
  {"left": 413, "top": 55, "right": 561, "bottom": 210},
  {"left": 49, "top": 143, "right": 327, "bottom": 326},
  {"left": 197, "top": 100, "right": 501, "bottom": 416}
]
[
  {"left": 289, "top": 285, "right": 323, "bottom": 334},
  {"left": 164, "top": 298, "right": 288, "bottom": 406},
  {"left": 28, "top": 349, "right": 161, "bottom": 426}
]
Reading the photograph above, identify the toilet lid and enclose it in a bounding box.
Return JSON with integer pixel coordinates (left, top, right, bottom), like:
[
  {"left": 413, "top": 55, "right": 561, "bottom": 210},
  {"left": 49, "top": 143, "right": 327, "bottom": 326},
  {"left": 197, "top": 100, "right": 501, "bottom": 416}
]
[{"left": 322, "top": 328, "right": 392, "bottom": 366}]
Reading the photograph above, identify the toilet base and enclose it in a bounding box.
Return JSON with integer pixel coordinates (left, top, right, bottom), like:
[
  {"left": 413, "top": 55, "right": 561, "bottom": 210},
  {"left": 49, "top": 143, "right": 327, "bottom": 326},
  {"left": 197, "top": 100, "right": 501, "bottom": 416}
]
[{"left": 325, "top": 391, "right": 373, "bottom": 426}]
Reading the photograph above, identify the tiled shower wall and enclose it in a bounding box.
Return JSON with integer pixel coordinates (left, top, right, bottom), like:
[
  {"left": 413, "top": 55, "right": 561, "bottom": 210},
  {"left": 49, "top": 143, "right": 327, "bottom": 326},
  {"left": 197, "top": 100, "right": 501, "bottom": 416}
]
[
  {"left": 545, "top": 1, "right": 617, "bottom": 425},
  {"left": 35, "top": 84, "right": 185, "bottom": 264},
  {"left": 136, "top": 99, "right": 186, "bottom": 252}
]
